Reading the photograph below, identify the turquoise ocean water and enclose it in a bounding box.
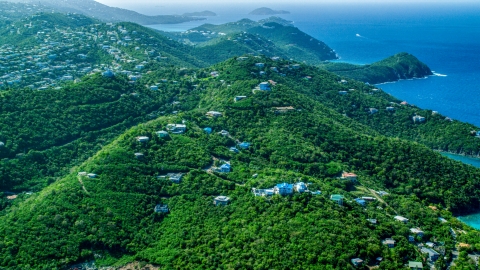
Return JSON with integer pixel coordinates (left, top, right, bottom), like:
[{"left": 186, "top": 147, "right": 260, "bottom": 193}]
[{"left": 131, "top": 3, "right": 480, "bottom": 225}]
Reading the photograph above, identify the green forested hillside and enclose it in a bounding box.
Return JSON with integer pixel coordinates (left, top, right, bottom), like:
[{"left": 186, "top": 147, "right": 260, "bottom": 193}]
[
  {"left": 1, "top": 12, "right": 480, "bottom": 270},
  {"left": 1, "top": 56, "right": 480, "bottom": 269}
]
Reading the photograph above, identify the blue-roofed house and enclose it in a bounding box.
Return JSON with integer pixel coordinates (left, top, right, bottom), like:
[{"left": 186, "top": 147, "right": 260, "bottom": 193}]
[
  {"left": 239, "top": 142, "right": 250, "bottom": 149},
  {"left": 154, "top": 204, "right": 169, "bottom": 213},
  {"left": 330, "top": 194, "right": 344, "bottom": 205},
  {"left": 219, "top": 163, "right": 231, "bottom": 173},
  {"left": 204, "top": 127, "right": 212, "bottom": 134},
  {"left": 150, "top": 85, "right": 158, "bottom": 90},
  {"left": 259, "top": 82, "right": 270, "bottom": 91},
  {"left": 274, "top": 183, "right": 294, "bottom": 196},
  {"left": 355, "top": 198, "right": 366, "bottom": 206}
]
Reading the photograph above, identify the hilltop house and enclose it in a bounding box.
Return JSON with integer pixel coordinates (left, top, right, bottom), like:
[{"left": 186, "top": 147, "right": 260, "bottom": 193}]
[
  {"left": 377, "top": 191, "right": 389, "bottom": 196},
  {"left": 234, "top": 96, "right": 247, "bottom": 102},
  {"left": 166, "top": 124, "right": 186, "bottom": 134},
  {"left": 87, "top": 173, "right": 97, "bottom": 178},
  {"left": 339, "top": 91, "right": 347, "bottom": 95},
  {"left": 219, "top": 163, "right": 231, "bottom": 173},
  {"left": 330, "top": 194, "right": 344, "bottom": 205},
  {"left": 167, "top": 173, "right": 183, "bottom": 184},
  {"left": 255, "top": 63, "right": 265, "bottom": 68},
  {"left": 369, "top": 108, "right": 379, "bottom": 114},
  {"left": 355, "top": 198, "right": 366, "bottom": 206},
  {"left": 420, "top": 247, "right": 439, "bottom": 262},
  {"left": 351, "top": 258, "right": 363, "bottom": 267},
  {"left": 134, "top": 153, "right": 144, "bottom": 159},
  {"left": 367, "top": 219, "right": 377, "bottom": 224},
  {"left": 136, "top": 136, "right": 149, "bottom": 142},
  {"left": 206, "top": 111, "right": 223, "bottom": 117},
  {"left": 274, "top": 183, "right": 294, "bottom": 196},
  {"left": 239, "top": 142, "right": 251, "bottom": 149},
  {"left": 252, "top": 188, "right": 275, "bottom": 197},
  {"left": 259, "top": 82, "right": 270, "bottom": 91},
  {"left": 229, "top": 147, "right": 239, "bottom": 153},
  {"left": 410, "top": 228, "right": 424, "bottom": 237},
  {"left": 149, "top": 85, "right": 158, "bottom": 90},
  {"left": 214, "top": 196, "right": 230, "bottom": 206},
  {"left": 383, "top": 238, "right": 396, "bottom": 248},
  {"left": 292, "top": 64, "right": 300, "bottom": 69},
  {"left": 294, "top": 182, "right": 308, "bottom": 193},
  {"left": 156, "top": 131, "right": 169, "bottom": 138},
  {"left": 394, "top": 216, "right": 409, "bottom": 223},
  {"left": 413, "top": 115, "right": 426, "bottom": 123},
  {"left": 203, "top": 127, "right": 212, "bottom": 134},
  {"left": 219, "top": 130, "right": 229, "bottom": 136},
  {"left": 409, "top": 261, "right": 423, "bottom": 269},
  {"left": 154, "top": 204, "right": 169, "bottom": 213},
  {"left": 341, "top": 172, "right": 357, "bottom": 181},
  {"left": 274, "top": 106, "right": 295, "bottom": 114},
  {"left": 386, "top": 106, "right": 395, "bottom": 112}
]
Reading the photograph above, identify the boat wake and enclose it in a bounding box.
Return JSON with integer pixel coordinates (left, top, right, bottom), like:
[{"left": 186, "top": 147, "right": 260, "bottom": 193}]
[{"left": 433, "top": 72, "right": 447, "bottom": 77}]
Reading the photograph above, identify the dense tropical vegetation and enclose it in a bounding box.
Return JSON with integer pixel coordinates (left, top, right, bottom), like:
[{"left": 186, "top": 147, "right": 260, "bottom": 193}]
[{"left": 1, "top": 11, "right": 480, "bottom": 270}]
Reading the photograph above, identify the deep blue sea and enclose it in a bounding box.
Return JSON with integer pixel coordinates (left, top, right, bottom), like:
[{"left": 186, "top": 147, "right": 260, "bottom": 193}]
[
  {"left": 136, "top": 3, "right": 480, "bottom": 126},
  {"left": 121, "top": 2, "right": 480, "bottom": 226}
]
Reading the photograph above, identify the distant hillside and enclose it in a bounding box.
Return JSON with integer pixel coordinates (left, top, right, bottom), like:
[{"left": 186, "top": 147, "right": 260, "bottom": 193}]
[
  {"left": 164, "top": 18, "right": 337, "bottom": 64},
  {"left": 183, "top": 11, "right": 216, "bottom": 17},
  {"left": 4, "top": 0, "right": 205, "bottom": 24},
  {"left": 321, "top": 53, "right": 433, "bottom": 84},
  {"left": 249, "top": 7, "right": 290, "bottom": 15}
]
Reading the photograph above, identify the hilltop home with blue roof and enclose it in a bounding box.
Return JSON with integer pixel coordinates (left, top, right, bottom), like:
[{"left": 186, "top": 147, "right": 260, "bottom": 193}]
[
  {"left": 330, "top": 194, "right": 344, "bottom": 205},
  {"left": 259, "top": 82, "right": 270, "bottom": 91},
  {"left": 219, "top": 163, "right": 231, "bottom": 173},
  {"left": 204, "top": 127, "right": 212, "bottom": 134},
  {"left": 239, "top": 142, "right": 250, "bottom": 149},
  {"left": 355, "top": 198, "right": 366, "bottom": 206},
  {"left": 274, "top": 183, "right": 294, "bottom": 196}
]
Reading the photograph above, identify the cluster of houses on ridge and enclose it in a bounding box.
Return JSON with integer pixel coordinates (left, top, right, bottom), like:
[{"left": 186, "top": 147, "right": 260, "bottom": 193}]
[
  {"left": 0, "top": 15, "right": 172, "bottom": 90},
  {"left": 252, "top": 182, "right": 321, "bottom": 197}
]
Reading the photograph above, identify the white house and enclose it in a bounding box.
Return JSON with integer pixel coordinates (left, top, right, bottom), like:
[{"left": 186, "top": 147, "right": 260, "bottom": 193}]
[
  {"left": 410, "top": 228, "right": 424, "bottom": 237},
  {"left": 166, "top": 124, "right": 187, "bottom": 134},
  {"left": 214, "top": 196, "right": 230, "bottom": 206},
  {"left": 206, "top": 111, "right": 222, "bottom": 117},
  {"left": 394, "top": 216, "right": 409, "bottom": 223},
  {"left": 136, "top": 136, "right": 149, "bottom": 142},
  {"left": 413, "top": 115, "right": 426, "bottom": 123},
  {"left": 294, "top": 182, "right": 308, "bottom": 193}
]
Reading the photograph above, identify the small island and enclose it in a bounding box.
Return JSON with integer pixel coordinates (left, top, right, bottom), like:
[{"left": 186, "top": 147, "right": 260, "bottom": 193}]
[
  {"left": 182, "top": 10, "right": 217, "bottom": 17},
  {"left": 249, "top": 7, "right": 290, "bottom": 15}
]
